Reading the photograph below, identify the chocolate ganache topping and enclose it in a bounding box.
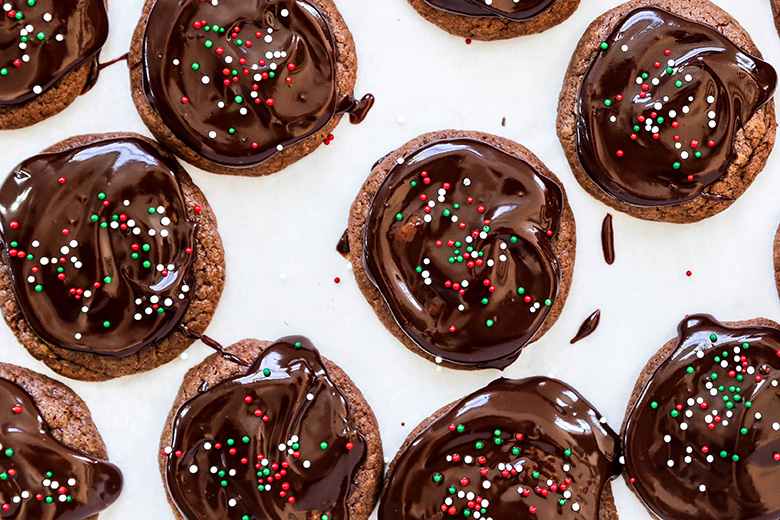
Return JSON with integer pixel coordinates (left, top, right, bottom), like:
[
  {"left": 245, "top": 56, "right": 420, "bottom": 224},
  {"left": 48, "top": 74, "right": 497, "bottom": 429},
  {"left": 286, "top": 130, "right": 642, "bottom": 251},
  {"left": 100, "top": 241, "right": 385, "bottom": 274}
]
[
  {"left": 576, "top": 8, "right": 777, "bottom": 206},
  {"left": 142, "top": 0, "right": 371, "bottom": 167},
  {"left": 380, "top": 377, "right": 621, "bottom": 520},
  {"left": 0, "top": 0, "right": 108, "bottom": 106},
  {"left": 624, "top": 314, "right": 780, "bottom": 520},
  {"left": 363, "top": 139, "right": 563, "bottom": 369},
  {"left": 421, "top": 0, "right": 554, "bottom": 20},
  {"left": 164, "top": 336, "right": 367, "bottom": 520},
  {"left": 0, "top": 378, "right": 122, "bottom": 519},
  {"left": 0, "top": 137, "right": 197, "bottom": 357}
]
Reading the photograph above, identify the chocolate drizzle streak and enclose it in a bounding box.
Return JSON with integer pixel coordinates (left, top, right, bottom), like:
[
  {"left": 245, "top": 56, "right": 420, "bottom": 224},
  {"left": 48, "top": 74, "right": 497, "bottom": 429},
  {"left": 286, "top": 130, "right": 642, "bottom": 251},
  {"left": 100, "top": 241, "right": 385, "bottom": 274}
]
[
  {"left": 0, "top": 0, "right": 108, "bottom": 106},
  {"left": 363, "top": 139, "right": 563, "bottom": 369},
  {"left": 576, "top": 8, "right": 776, "bottom": 206},
  {"left": 178, "top": 325, "right": 250, "bottom": 366},
  {"left": 336, "top": 230, "right": 350, "bottom": 259},
  {"left": 422, "top": 0, "right": 554, "bottom": 20},
  {"left": 165, "top": 336, "right": 366, "bottom": 520},
  {"left": 0, "top": 378, "right": 122, "bottom": 519},
  {"left": 570, "top": 310, "right": 600, "bottom": 344},
  {"left": 600, "top": 214, "right": 614, "bottom": 265},
  {"left": 380, "top": 377, "right": 621, "bottom": 520},
  {"left": 0, "top": 137, "right": 197, "bottom": 357},
  {"left": 142, "top": 0, "right": 372, "bottom": 167},
  {"left": 624, "top": 314, "right": 780, "bottom": 519}
]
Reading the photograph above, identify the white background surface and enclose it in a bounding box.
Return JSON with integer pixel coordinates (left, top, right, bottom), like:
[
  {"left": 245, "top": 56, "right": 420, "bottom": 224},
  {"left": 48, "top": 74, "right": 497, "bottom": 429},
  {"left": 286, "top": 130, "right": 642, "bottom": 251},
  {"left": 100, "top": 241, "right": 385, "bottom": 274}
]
[{"left": 0, "top": 0, "right": 778, "bottom": 517}]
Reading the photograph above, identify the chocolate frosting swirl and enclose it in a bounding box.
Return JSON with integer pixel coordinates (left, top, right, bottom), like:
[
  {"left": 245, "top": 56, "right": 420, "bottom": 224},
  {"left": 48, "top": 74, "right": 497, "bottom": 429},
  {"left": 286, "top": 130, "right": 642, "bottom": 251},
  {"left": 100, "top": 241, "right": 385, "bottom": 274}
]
[
  {"left": 164, "top": 336, "right": 367, "bottom": 520},
  {"left": 0, "top": 377, "right": 122, "bottom": 519},
  {"left": 422, "top": 0, "right": 553, "bottom": 20},
  {"left": 576, "top": 8, "right": 777, "bottom": 206},
  {"left": 363, "top": 139, "right": 563, "bottom": 369},
  {"left": 142, "top": 0, "right": 368, "bottom": 167},
  {"left": 0, "top": 0, "right": 108, "bottom": 106},
  {"left": 0, "top": 137, "right": 197, "bottom": 357},
  {"left": 624, "top": 314, "right": 780, "bottom": 520},
  {"left": 380, "top": 377, "right": 621, "bottom": 520}
]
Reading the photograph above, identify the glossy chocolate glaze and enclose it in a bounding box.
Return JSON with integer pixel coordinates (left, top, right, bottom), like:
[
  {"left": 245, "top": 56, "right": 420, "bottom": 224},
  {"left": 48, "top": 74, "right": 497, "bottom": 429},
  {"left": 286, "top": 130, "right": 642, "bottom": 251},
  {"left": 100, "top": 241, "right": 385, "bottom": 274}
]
[
  {"left": 0, "top": 0, "right": 108, "bottom": 106},
  {"left": 600, "top": 214, "right": 614, "bottom": 265},
  {"left": 570, "top": 309, "right": 600, "bottom": 344},
  {"left": 363, "top": 139, "right": 563, "bottom": 369},
  {"left": 624, "top": 314, "right": 780, "bottom": 519},
  {"left": 380, "top": 377, "right": 621, "bottom": 520},
  {"left": 165, "top": 336, "right": 366, "bottom": 520},
  {"left": 0, "top": 378, "right": 122, "bottom": 519},
  {"left": 422, "top": 0, "right": 553, "bottom": 20},
  {"left": 0, "top": 137, "right": 197, "bottom": 357},
  {"left": 143, "top": 0, "right": 371, "bottom": 167},
  {"left": 576, "top": 8, "right": 776, "bottom": 206}
]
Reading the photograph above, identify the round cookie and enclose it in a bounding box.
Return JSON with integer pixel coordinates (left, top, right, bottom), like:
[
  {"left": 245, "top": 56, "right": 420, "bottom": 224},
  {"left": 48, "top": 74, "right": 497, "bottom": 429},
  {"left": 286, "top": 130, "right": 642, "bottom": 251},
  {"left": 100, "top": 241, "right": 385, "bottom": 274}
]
[
  {"left": 0, "top": 0, "right": 109, "bottom": 129},
  {"left": 622, "top": 314, "right": 780, "bottom": 519},
  {"left": 159, "top": 336, "right": 383, "bottom": 520},
  {"left": 129, "top": 0, "right": 374, "bottom": 176},
  {"left": 772, "top": 0, "right": 780, "bottom": 38},
  {"left": 380, "top": 377, "right": 621, "bottom": 520},
  {"left": 345, "top": 130, "right": 576, "bottom": 370},
  {"left": 0, "top": 133, "right": 225, "bottom": 381},
  {"left": 0, "top": 362, "right": 122, "bottom": 518},
  {"left": 407, "top": 0, "right": 580, "bottom": 41},
  {"left": 557, "top": 0, "right": 777, "bottom": 223}
]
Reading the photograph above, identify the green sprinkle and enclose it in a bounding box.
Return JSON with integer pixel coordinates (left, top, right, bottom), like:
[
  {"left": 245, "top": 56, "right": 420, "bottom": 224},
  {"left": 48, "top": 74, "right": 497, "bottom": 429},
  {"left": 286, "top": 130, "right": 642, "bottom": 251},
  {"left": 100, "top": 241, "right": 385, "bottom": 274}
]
[
  {"left": 633, "top": 125, "right": 640, "bottom": 132},
  {"left": 711, "top": 373, "right": 718, "bottom": 380},
  {"left": 229, "top": 128, "right": 236, "bottom": 134},
  {"left": 456, "top": 425, "right": 465, "bottom": 433},
  {"left": 98, "top": 192, "right": 106, "bottom": 200},
  {"left": 695, "top": 151, "right": 702, "bottom": 158},
  {"left": 242, "top": 436, "right": 250, "bottom": 443},
  {"left": 686, "top": 367, "right": 694, "bottom": 374},
  {"left": 234, "top": 95, "right": 243, "bottom": 103},
  {"left": 27, "top": 0, "right": 36, "bottom": 5},
  {"left": 45, "top": 497, "right": 53, "bottom": 503},
  {"left": 433, "top": 473, "right": 443, "bottom": 483},
  {"left": 14, "top": 11, "right": 22, "bottom": 19},
  {"left": 132, "top": 253, "right": 139, "bottom": 259},
  {"left": 205, "top": 40, "right": 213, "bottom": 48},
  {"left": 666, "top": 67, "right": 673, "bottom": 74},
  {"left": 192, "top": 63, "right": 200, "bottom": 70},
  {"left": 103, "top": 321, "right": 111, "bottom": 328},
  {"left": 532, "top": 471, "right": 540, "bottom": 479},
  {"left": 743, "top": 342, "right": 750, "bottom": 349},
  {"left": 0, "top": 69, "right": 7, "bottom": 76},
  {"left": 741, "top": 428, "right": 748, "bottom": 435},
  {"left": 34, "top": 284, "right": 42, "bottom": 292},
  {"left": 143, "top": 260, "right": 151, "bottom": 268},
  {"left": 656, "top": 116, "right": 665, "bottom": 124},
  {"left": 443, "top": 209, "right": 451, "bottom": 217},
  {"left": 294, "top": 342, "right": 302, "bottom": 349},
  {"left": 710, "top": 333, "right": 718, "bottom": 342},
  {"left": 564, "top": 449, "right": 572, "bottom": 457},
  {"left": 481, "top": 298, "right": 489, "bottom": 305},
  {"left": 395, "top": 213, "right": 403, "bottom": 221},
  {"left": 448, "top": 487, "right": 456, "bottom": 494},
  {"left": 36, "top": 32, "right": 45, "bottom": 40},
  {"left": 263, "top": 368, "right": 271, "bottom": 377},
  {"left": 720, "top": 451, "right": 728, "bottom": 458},
  {"left": 675, "top": 80, "right": 683, "bottom": 88},
  {"left": 104, "top": 276, "right": 112, "bottom": 284},
  {"left": 510, "top": 236, "right": 518, "bottom": 243},
  {"left": 512, "top": 447, "right": 520, "bottom": 455},
  {"left": 544, "top": 299, "right": 552, "bottom": 306},
  {"left": 641, "top": 73, "right": 648, "bottom": 79},
  {"left": 672, "top": 162, "right": 681, "bottom": 170},
  {"left": 475, "top": 441, "right": 484, "bottom": 449},
  {"left": 517, "top": 287, "right": 525, "bottom": 295},
  {"left": 91, "top": 214, "right": 99, "bottom": 222},
  {"left": 100, "top": 222, "right": 108, "bottom": 229},
  {"left": 4, "top": 449, "right": 13, "bottom": 457},
  {"left": 650, "top": 401, "right": 659, "bottom": 409},
  {"left": 320, "top": 442, "right": 328, "bottom": 449},
  {"left": 220, "top": 480, "right": 228, "bottom": 487},
  {"left": 227, "top": 439, "right": 235, "bottom": 446},
  {"left": 732, "top": 454, "right": 739, "bottom": 462},
  {"left": 486, "top": 319, "right": 494, "bottom": 327},
  {"left": 600, "top": 42, "right": 608, "bottom": 49},
  {"left": 142, "top": 244, "right": 151, "bottom": 251},
  {"left": 604, "top": 99, "right": 612, "bottom": 107},
  {"left": 671, "top": 410, "right": 679, "bottom": 418}
]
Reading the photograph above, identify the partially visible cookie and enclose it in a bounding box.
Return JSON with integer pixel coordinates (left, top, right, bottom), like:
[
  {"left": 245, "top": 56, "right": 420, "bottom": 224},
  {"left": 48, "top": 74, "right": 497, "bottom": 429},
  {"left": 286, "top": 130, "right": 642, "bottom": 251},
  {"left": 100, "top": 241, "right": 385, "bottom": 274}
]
[
  {"left": 0, "top": 362, "right": 122, "bottom": 519},
  {"left": 380, "top": 376, "right": 621, "bottom": 520},
  {"left": 557, "top": 0, "right": 777, "bottom": 223},
  {"left": 622, "top": 314, "right": 780, "bottom": 519},
  {"left": 345, "top": 130, "right": 576, "bottom": 370},
  {"left": 772, "top": 0, "right": 780, "bottom": 37},
  {"left": 129, "top": 0, "right": 374, "bottom": 176},
  {"left": 0, "top": 133, "right": 225, "bottom": 381},
  {"left": 0, "top": 0, "right": 109, "bottom": 129},
  {"left": 160, "top": 336, "right": 383, "bottom": 520},
  {"left": 407, "top": 0, "right": 580, "bottom": 41}
]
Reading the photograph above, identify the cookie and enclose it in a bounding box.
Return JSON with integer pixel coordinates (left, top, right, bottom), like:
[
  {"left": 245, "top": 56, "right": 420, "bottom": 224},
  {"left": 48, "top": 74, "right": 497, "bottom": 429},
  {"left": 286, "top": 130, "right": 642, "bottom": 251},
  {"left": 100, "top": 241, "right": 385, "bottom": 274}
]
[
  {"left": 773, "top": 0, "right": 780, "bottom": 38},
  {"left": 380, "top": 377, "right": 621, "bottom": 520},
  {"left": 129, "top": 0, "right": 374, "bottom": 176},
  {"left": 407, "top": 0, "right": 580, "bottom": 41},
  {"left": 0, "top": 362, "right": 122, "bottom": 519},
  {"left": 0, "top": 133, "right": 225, "bottom": 381},
  {"left": 0, "top": 0, "right": 109, "bottom": 129},
  {"left": 159, "top": 336, "right": 384, "bottom": 520},
  {"left": 622, "top": 314, "right": 780, "bottom": 519},
  {"left": 557, "top": 0, "right": 777, "bottom": 223},
  {"left": 344, "top": 130, "right": 576, "bottom": 370}
]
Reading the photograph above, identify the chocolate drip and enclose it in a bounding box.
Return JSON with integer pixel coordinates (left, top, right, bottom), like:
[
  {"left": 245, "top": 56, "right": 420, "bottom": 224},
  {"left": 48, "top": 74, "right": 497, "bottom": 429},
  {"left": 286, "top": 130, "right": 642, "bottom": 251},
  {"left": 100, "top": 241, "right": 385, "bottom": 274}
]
[
  {"left": 0, "top": 137, "right": 197, "bottom": 357},
  {"left": 0, "top": 378, "right": 122, "bottom": 519},
  {"left": 363, "top": 139, "right": 563, "bottom": 369},
  {"left": 600, "top": 214, "right": 614, "bottom": 265},
  {"left": 337, "top": 94, "right": 376, "bottom": 124},
  {"left": 380, "top": 377, "right": 621, "bottom": 520},
  {"left": 178, "top": 324, "right": 250, "bottom": 366},
  {"left": 624, "top": 314, "right": 780, "bottom": 519},
  {"left": 142, "top": 0, "right": 371, "bottom": 167},
  {"left": 0, "top": 0, "right": 108, "bottom": 106},
  {"left": 576, "top": 8, "right": 776, "bottom": 206},
  {"left": 336, "top": 230, "right": 350, "bottom": 259},
  {"left": 165, "top": 336, "right": 366, "bottom": 520},
  {"left": 422, "top": 0, "right": 553, "bottom": 20},
  {"left": 570, "top": 309, "right": 600, "bottom": 344}
]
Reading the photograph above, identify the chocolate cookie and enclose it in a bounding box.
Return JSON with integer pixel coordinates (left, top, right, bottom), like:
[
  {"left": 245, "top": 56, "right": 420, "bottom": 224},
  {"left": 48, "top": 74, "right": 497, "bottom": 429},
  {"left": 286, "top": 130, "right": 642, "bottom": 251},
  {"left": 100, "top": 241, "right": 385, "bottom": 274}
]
[
  {"left": 0, "top": 0, "right": 108, "bottom": 129},
  {"left": 380, "top": 377, "right": 621, "bottom": 520},
  {"left": 0, "top": 133, "right": 225, "bottom": 381},
  {"left": 557, "top": 0, "right": 777, "bottom": 223},
  {"left": 773, "top": 0, "right": 780, "bottom": 38},
  {"left": 407, "top": 0, "right": 580, "bottom": 41},
  {"left": 622, "top": 314, "right": 780, "bottom": 519},
  {"left": 344, "top": 130, "right": 575, "bottom": 370},
  {"left": 129, "top": 0, "right": 374, "bottom": 176},
  {"left": 0, "top": 362, "right": 122, "bottom": 519},
  {"left": 160, "top": 336, "right": 383, "bottom": 520}
]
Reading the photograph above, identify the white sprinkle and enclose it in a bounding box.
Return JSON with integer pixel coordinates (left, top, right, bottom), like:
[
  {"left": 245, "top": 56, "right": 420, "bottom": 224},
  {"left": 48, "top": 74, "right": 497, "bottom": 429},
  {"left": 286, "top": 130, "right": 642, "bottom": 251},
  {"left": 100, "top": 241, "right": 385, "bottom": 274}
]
[
  {"left": 27, "top": 276, "right": 34, "bottom": 283},
  {"left": 160, "top": 229, "right": 169, "bottom": 237},
  {"left": 682, "top": 106, "right": 690, "bottom": 114},
  {"left": 707, "top": 95, "right": 715, "bottom": 103},
  {"left": 277, "top": 144, "right": 284, "bottom": 151},
  {"left": 302, "top": 460, "right": 311, "bottom": 468},
  {"left": 201, "top": 76, "right": 210, "bottom": 84},
  {"left": 172, "top": 59, "right": 180, "bottom": 66},
  {"left": 652, "top": 78, "right": 660, "bottom": 86},
  {"left": 482, "top": 481, "right": 491, "bottom": 489},
  {"left": 134, "top": 313, "right": 142, "bottom": 321},
  {"left": 74, "top": 333, "right": 82, "bottom": 340},
  {"left": 40, "top": 258, "right": 49, "bottom": 265},
  {"left": 218, "top": 101, "right": 225, "bottom": 108},
  {"left": 189, "top": 465, "right": 198, "bottom": 474},
  {"left": 699, "top": 485, "right": 707, "bottom": 492},
  {"left": 463, "top": 178, "right": 471, "bottom": 186},
  {"left": 572, "top": 504, "right": 580, "bottom": 512},
  {"left": 669, "top": 110, "right": 677, "bottom": 118},
  {"left": 684, "top": 74, "right": 692, "bottom": 82},
  {"left": 60, "top": 246, "right": 69, "bottom": 254},
  {"left": 209, "top": 131, "right": 217, "bottom": 138},
  {"left": 667, "top": 460, "right": 674, "bottom": 467},
  {"left": 32, "top": 85, "right": 42, "bottom": 95},
  {"left": 83, "top": 290, "right": 91, "bottom": 298},
  {"left": 709, "top": 120, "right": 717, "bottom": 128},
  {"left": 681, "top": 152, "right": 689, "bottom": 160},
  {"left": 621, "top": 44, "right": 628, "bottom": 52},
  {"left": 81, "top": 306, "right": 88, "bottom": 313},
  {"left": 435, "top": 356, "right": 443, "bottom": 364}
]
